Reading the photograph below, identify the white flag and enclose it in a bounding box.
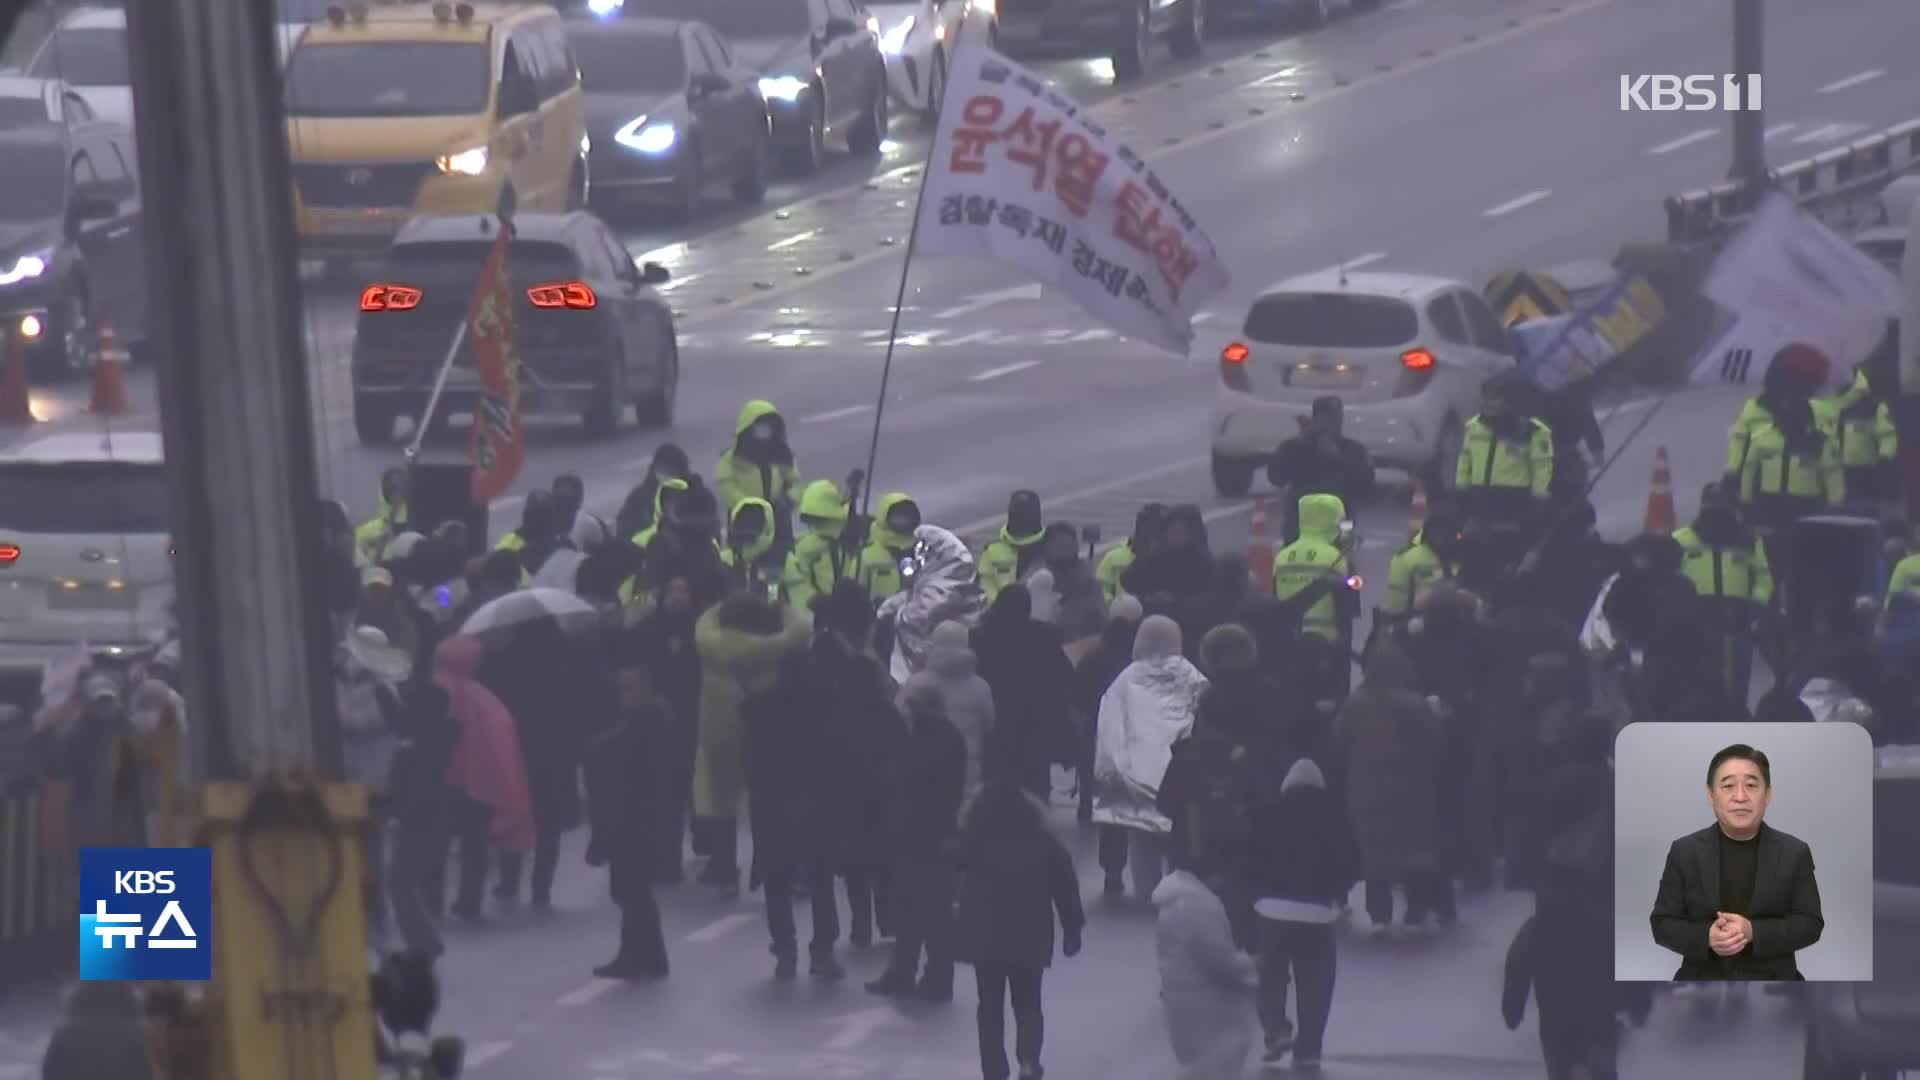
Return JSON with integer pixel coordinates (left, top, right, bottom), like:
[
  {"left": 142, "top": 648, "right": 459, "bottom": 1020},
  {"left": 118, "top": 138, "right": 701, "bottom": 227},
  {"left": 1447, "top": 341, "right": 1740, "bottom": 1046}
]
[
  {"left": 914, "top": 40, "right": 1228, "bottom": 355},
  {"left": 1695, "top": 191, "right": 1903, "bottom": 390}
]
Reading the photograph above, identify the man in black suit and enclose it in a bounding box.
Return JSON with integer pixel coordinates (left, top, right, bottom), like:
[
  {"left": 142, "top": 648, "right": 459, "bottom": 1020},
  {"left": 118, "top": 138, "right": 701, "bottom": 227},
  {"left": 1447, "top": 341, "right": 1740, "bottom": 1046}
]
[{"left": 1649, "top": 743, "right": 1824, "bottom": 980}]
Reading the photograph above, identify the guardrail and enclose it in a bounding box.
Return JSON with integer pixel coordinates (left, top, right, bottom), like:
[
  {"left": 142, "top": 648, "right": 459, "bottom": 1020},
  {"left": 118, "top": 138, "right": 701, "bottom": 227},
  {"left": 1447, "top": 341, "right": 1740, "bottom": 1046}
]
[
  {"left": 0, "top": 774, "right": 77, "bottom": 995},
  {"left": 1664, "top": 117, "right": 1920, "bottom": 245}
]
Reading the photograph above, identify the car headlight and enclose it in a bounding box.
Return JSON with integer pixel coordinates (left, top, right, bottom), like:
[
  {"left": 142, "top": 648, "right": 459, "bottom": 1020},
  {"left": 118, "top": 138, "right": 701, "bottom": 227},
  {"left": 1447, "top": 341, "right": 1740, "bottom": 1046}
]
[
  {"left": 435, "top": 145, "right": 489, "bottom": 176},
  {"left": 614, "top": 117, "right": 677, "bottom": 154},
  {"left": 758, "top": 75, "right": 809, "bottom": 102},
  {"left": 970, "top": 0, "right": 995, "bottom": 14},
  {"left": 879, "top": 15, "right": 914, "bottom": 56},
  {"left": 0, "top": 249, "right": 50, "bottom": 286}
]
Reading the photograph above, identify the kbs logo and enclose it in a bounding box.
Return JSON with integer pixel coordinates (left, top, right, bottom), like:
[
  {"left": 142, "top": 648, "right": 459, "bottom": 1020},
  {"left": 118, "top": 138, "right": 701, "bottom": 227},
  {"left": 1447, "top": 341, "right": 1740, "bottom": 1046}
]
[
  {"left": 1619, "top": 74, "right": 1763, "bottom": 111},
  {"left": 78, "top": 848, "right": 212, "bottom": 982}
]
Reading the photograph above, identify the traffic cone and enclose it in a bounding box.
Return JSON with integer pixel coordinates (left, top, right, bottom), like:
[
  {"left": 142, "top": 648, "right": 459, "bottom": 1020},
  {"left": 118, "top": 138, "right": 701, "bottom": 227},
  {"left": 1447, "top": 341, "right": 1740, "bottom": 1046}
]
[
  {"left": 1408, "top": 478, "right": 1429, "bottom": 538},
  {"left": 1246, "top": 494, "right": 1274, "bottom": 587},
  {"left": 88, "top": 322, "right": 128, "bottom": 417},
  {"left": 1645, "top": 446, "right": 1677, "bottom": 534},
  {"left": 0, "top": 333, "right": 33, "bottom": 425}
]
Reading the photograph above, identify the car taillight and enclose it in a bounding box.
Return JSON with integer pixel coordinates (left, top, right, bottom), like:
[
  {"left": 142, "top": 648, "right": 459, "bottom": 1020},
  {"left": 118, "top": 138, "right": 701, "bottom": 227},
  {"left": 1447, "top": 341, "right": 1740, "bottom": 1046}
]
[
  {"left": 0, "top": 542, "right": 18, "bottom": 567},
  {"left": 527, "top": 281, "right": 597, "bottom": 309},
  {"left": 1400, "top": 347, "right": 1436, "bottom": 371},
  {"left": 1220, "top": 341, "right": 1251, "bottom": 391},
  {"left": 360, "top": 284, "right": 421, "bottom": 312}
]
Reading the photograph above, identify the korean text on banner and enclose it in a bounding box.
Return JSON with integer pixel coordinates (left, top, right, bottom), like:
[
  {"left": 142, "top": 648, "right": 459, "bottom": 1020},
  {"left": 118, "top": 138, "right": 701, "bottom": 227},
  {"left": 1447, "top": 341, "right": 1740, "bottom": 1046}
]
[
  {"left": 1516, "top": 274, "right": 1665, "bottom": 390},
  {"left": 468, "top": 224, "right": 525, "bottom": 504},
  {"left": 914, "top": 45, "right": 1229, "bottom": 356},
  {"left": 1699, "top": 192, "right": 1903, "bottom": 391}
]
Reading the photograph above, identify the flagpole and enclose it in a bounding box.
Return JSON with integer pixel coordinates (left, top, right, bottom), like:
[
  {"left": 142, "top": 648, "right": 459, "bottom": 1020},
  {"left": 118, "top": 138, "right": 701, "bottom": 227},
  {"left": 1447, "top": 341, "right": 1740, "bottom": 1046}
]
[
  {"left": 858, "top": 14, "right": 974, "bottom": 517},
  {"left": 405, "top": 321, "right": 468, "bottom": 463}
]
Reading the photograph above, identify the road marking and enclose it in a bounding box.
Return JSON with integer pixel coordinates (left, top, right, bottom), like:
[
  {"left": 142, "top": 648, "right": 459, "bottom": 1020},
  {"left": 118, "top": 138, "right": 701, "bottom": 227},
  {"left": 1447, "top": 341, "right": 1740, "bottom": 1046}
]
[
  {"left": 1482, "top": 189, "right": 1551, "bottom": 218},
  {"left": 1791, "top": 122, "right": 1867, "bottom": 145},
  {"left": 767, "top": 229, "right": 817, "bottom": 252},
  {"left": 1304, "top": 251, "right": 1387, "bottom": 278},
  {"left": 821, "top": 1008, "right": 899, "bottom": 1051},
  {"left": 1817, "top": 68, "right": 1884, "bottom": 94},
  {"left": 662, "top": 0, "right": 1620, "bottom": 328},
  {"left": 684, "top": 911, "right": 757, "bottom": 943},
  {"left": 555, "top": 979, "right": 621, "bottom": 1008},
  {"left": 466, "top": 1041, "right": 514, "bottom": 1068},
  {"left": 1648, "top": 128, "right": 1716, "bottom": 155},
  {"left": 801, "top": 403, "right": 875, "bottom": 424},
  {"left": 936, "top": 282, "right": 1044, "bottom": 320},
  {"left": 1243, "top": 64, "right": 1301, "bottom": 89},
  {"left": 944, "top": 328, "right": 1003, "bottom": 346},
  {"left": 953, "top": 455, "right": 1206, "bottom": 536},
  {"left": 1764, "top": 122, "right": 1796, "bottom": 140},
  {"left": 967, "top": 359, "right": 1041, "bottom": 382}
]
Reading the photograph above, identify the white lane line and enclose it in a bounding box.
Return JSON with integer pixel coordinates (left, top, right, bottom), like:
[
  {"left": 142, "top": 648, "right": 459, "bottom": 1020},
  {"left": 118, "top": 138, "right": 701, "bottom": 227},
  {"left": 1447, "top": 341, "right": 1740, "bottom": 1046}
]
[
  {"left": 944, "top": 329, "right": 1003, "bottom": 346},
  {"left": 1648, "top": 128, "right": 1716, "bottom": 155},
  {"left": 554, "top": 979, "right": 621, "bottom": 1008},
  {"left": 967, "top": 360, "right": 1041, "bottom": 383},
  {"left": 801, "top": 403, "right": 874, "bottom": 424},
  {"left": 1792, "top": 122, "right": 1867, "bottom": 145},
  {"left": 1764, "top": 122, "right": 1796, "bottom": 140},
  {"left": 1243, "top": 64, "right": 1301, "bottom": 89},
  {"left": 954, "top": 455, "right": 1206, "bottom": 536},
  {"left": 767, "top": 229, "right": 817, "bottom": 252},
  {"left": 1306, "top": 251, "right": 1388, "bottom": 278},
  {"left": 1482, "top": 189, "right": 1551, "bottom": 218},
  {"left": 1817, "top": 68, "right": 1885, "bottom": 94},
  {"left": 684, "top": 911, "right": 757, "bottom": 943},
  {"left": 466, "top": 1041, "right": 514, "bottom": 1069}
]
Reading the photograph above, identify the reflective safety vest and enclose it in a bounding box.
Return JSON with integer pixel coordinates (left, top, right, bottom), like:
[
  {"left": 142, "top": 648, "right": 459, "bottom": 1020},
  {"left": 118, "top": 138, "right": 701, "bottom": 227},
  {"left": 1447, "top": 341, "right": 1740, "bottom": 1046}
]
[
  {"left": 1381, "top": 535, "right": 1453, "bottom": 617},
  {"left": 1813, "top": 377, "right": 1897, "bottom": 470},
  {"left": 1725, "top": 397, "right": 1773, "bottom": 477},
  {"left": 1735, "top": 419, "right": 1843, "bottom": 510},
  {"left": 1454, "top": 416, "right": 1554, "bottom": 499},
  {"left": 1673, "top": 525, "right": 1772, "bottom": 606},
  {"left": 1095, "top": 542, "right": 1136, "bottom": 605},
  {"left": 1271, "top": 538, "right": 1349, "bottom": 641},
  {"left": 1886, "top": 552, "right": 1920, "bottom": 611}
]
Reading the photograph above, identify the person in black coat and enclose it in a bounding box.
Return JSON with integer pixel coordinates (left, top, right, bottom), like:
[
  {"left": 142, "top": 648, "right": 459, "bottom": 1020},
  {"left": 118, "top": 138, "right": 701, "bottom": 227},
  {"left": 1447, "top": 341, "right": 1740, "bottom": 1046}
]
[
  {"left": 386, "top": 675, "right": 463, "bottom": 955},
  {"left": 615, "top": 442, "right": 692, "bottom": 541},
  {"left": 1268, "top": 395, "right": 1375, "bottom": 544},
  {"left": 628, "top": 576, "right": 704, "bottom": 879},
  {"left": 954, "top": 779, "right": 1086, "bottom": 1080},
  {"left": 971, "top": 585, "right": 1075, "bottom": 800},
  {"left": 1121, "top": 505, "right": 1214, "bottom": 640},
  {"left": 583, "top": 666, "right": 676, "bottom": 979},
  {"left": 866, "top": 685, "right": 968, "bottom": 1002},
  {"left": 1243, "top": 755, "right": 1360, "bottom": 1071}
]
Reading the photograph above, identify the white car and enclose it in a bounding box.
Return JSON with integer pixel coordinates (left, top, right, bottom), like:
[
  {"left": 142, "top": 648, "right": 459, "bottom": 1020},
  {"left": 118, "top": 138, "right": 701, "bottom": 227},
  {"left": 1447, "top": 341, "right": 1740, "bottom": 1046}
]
[
  {"left": 0, "top": 74, "right": 101, "bottom": 129},
  {"left": 0, "top": 431, "right": 174, "bottom": 677},
  {"left": 1209, "top": 270, "right": 1514, "bottom": 496},
  {"left": 871, "top": 0, "right": 974, "bottom": 127}
]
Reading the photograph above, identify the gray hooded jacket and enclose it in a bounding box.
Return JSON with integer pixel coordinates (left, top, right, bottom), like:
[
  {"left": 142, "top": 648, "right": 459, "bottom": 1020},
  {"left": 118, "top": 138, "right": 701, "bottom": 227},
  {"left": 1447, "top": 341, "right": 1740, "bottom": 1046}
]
[{"left": 899, "top": 620, "right": 997, "bottom": 798}]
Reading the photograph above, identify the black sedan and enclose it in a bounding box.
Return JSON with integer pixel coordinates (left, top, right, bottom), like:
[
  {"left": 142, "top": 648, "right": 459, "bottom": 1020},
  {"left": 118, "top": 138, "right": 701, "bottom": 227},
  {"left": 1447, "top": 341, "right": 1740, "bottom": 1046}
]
[
  {"left": 625, "top": 0, "right": 889, "bottom": 175},
  {"left": 350, "top": 211, "right": 679, "bottom": 444},
  {"left": 568, "top": 17, "right": 773, "bottom": 223},
  {"left": 0, "top": 123, "right": 147, "bottom": 378}
]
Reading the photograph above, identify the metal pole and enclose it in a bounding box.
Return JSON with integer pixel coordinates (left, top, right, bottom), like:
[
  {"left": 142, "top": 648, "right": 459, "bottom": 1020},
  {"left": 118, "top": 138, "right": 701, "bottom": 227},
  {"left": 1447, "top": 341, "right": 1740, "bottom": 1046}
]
[
  {"left": 405, "top": 321, "right": 469, "bottom": 462},
  {"left": 124, "top": 0, "right": 343, "bottom": 779},
  {"left": 1729, "top": 0, "right": 1767, "bottom": 186}
]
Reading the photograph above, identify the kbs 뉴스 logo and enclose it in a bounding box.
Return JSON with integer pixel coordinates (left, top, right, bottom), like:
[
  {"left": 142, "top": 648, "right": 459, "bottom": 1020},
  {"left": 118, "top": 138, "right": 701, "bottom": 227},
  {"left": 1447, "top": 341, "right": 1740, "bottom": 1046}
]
[{"left": 78, "top": 847, "right": 213, "bottom": 981}]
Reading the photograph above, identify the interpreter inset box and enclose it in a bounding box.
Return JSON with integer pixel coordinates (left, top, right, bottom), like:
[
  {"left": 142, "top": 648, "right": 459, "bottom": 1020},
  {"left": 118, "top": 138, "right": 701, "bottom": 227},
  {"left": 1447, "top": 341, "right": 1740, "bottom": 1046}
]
[{"left": 1613, "top": 721, "right": 1873, "bottom": 982}]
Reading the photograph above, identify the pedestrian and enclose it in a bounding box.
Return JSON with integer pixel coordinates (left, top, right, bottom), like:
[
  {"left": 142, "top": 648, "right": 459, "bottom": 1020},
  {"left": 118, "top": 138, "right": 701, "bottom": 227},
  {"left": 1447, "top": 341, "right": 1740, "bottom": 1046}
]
[
  {"left": 582, "top": 666, "right": 675, "bottom": 979},
  {"left": 1153, "top": 856, "right": 1258, "bottom": 1080},
  {"left": 615, "top": 442, "right": 692, "bottom": 541},
  {"left": 1091, "top": 614, "right": 1208, "bottom": 902},
  {"left": 971, "top": 584, "right": 1075, "bottom": 799},
  {"left": 384, "top": 654, "right": 459, "bottom": 956},
  {"left": 1331, "top": 641, "right": 1452, "bottom": 934},
  {"left": 880, "top": 524, "right": 987, "bottom": 682},
  {"left": 1121, "top": 506, "right": 1214, "bottom": 645},
  {"left": 1246, "top": 757, "right": 1360, "bottom": 1072},
  {"left": 1035, "top": 521, "right": 1108, "bottom": 640},
  {"left": 867, "top": 685, "right": 968, "bottom": 1002},
  {"left": 900, "top": 619, "right": 996, "bottom": 803},
  {"left": 1072, "top": 593, "right": 1143, "bottom": 832},
  {"left": 954, "top": 779, "right": 1086, "bottom": 1080},
  {"left": 1268, "top": 395, "right": 1375, "bottom": 544},
  {"left": 626, "top": 576, "right": 703, "bottom": 878},
  {"left": 434, "top": 635, "right": 535, "bottom": 922}
]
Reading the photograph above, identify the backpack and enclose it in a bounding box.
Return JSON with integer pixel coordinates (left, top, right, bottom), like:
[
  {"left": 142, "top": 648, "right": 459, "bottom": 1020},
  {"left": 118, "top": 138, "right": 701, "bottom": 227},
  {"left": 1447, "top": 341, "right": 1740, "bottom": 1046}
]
[{"left": 1180, "top": 739, "right": 1250, "bottom": 866}]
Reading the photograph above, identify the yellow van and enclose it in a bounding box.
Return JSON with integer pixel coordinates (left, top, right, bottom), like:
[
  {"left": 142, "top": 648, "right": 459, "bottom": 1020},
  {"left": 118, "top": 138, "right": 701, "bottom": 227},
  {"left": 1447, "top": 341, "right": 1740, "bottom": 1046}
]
[{"left": 283, "top": 1, "right": 589, "bottom": 267}]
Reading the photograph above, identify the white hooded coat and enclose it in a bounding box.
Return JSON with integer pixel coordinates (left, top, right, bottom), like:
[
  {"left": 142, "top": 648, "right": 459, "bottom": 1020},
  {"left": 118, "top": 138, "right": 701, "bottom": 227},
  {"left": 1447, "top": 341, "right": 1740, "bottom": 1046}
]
[
  {"left": 1091, "top": 615, "right": 1207, "bottom": 834},
  {"left": 1154, "top": 869, "right": 1256, "bottom": 1074}
]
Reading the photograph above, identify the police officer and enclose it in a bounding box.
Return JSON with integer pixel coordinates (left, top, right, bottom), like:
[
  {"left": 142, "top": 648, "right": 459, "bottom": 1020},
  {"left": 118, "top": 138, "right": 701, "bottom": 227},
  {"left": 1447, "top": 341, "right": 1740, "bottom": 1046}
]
[
  {"left": 1673, "top": 482, "right": 1773, "bottom": 707},
  {"left": 979, "top": 490, "right": 1047, "bottom": 601},
  {"left": 782, "top": 479, "right": 854, "bottom": 613},
  {"left": 1814, "top": 364, "right": 1897, "bottom": 515},
  {"left": 355, "top": 466, "right": 410, "bottom": 564},
  {"left": 1733, "top": 359, "right": 1843, "bottom": 656},
  {"left": 722, "top": 497, "right": 782, "bottom": 603},
  {"left": 716, "top": 400, "right": 802, "bottom": 555},
  {"left": 1095, "top": 504, "right": 1163, "bottom": 606},
  {"left": 1271, "top": 493, "right": 1360, "bottom": 695},
  {"left": 1454, "top": 374, "right": 1554, "bottom": 573},
  {"left": 1380, "top": 502, "right": 1467, "bottom": 622},
  {"left": 854, "top": 492, "right": 922, "bottom": 604},
  {"left": 1724, "top": 342, "right": 1830, "bottom": 491}
]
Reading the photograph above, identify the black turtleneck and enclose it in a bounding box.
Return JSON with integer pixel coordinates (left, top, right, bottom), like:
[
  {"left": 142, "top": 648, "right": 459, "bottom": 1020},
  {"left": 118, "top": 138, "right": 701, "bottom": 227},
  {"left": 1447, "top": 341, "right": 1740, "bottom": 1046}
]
[{"left": 1718, "top": 826, "right": 1759, "bottom": 918}]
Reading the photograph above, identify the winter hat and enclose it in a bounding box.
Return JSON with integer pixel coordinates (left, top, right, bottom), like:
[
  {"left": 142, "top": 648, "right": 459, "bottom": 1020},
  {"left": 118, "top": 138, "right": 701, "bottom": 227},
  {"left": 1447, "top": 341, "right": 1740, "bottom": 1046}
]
[
  {"left": 1199, "top": 623, "right": 1257, "bottom": 676},
  {"left": 1770, "top": 342, "right": 1831, "bottom": 389},
  {"left": 1108, "top": 593, "right": 1144, "bottom": 625},
  {"left": 931, "top": 620, "right": 971, "bottom": 653},
  {"left": 1133, "top": 613, "right": 1183, "bottom": 661},
  {"left": 1280, "top": 756, "right": 1325, "bottom": 793}
]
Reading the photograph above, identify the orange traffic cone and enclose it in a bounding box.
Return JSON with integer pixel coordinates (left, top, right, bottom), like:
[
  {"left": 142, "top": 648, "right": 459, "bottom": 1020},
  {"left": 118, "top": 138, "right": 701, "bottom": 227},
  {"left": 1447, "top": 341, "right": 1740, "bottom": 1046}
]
[
  {"left": 89, "top": 322, "right": 128, "bottom": 417},
  {"left": 1246, "top": 494, "right": 1274, "bottom": 587},
  {"left": 0, "top": 333, "right": 33, "bottom": 425},
  {"left": 1645, "top": 446, "right": 1677, "bottom": 534},
  {"left": 1408, "top": 478, "right": 1429, "bottom": 538}
]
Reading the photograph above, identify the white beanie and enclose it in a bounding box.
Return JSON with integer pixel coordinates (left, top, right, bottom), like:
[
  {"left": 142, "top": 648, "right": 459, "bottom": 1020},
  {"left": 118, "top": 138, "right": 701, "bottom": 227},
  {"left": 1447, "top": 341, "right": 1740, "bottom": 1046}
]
[{"left": 1109, "top": 593, "right": 1144, "bottom": 624}]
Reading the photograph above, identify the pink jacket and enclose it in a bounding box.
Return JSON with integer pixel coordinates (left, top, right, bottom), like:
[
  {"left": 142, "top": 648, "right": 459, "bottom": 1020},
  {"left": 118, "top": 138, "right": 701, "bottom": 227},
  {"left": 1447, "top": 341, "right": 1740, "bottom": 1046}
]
[{"left": 435, "top": 635, "right": 535, "bottom": 853}]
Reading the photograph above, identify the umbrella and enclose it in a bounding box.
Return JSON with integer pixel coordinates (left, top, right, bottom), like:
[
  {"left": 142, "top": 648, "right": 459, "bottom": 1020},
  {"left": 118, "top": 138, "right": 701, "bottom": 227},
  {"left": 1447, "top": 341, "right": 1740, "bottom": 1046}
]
[
  {"left": 461, "top": 587, "right": 598, "bottom": 638},
  {"left": 529, "top": 549, "right": 588, "bottom": 591}
]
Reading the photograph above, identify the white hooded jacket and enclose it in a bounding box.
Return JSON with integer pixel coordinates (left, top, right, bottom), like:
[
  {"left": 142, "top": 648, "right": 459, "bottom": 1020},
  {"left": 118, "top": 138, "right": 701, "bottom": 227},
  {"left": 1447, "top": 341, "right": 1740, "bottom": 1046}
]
[{"left": 1091, "top": 615, "right": 1207, "bottom": 834}]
